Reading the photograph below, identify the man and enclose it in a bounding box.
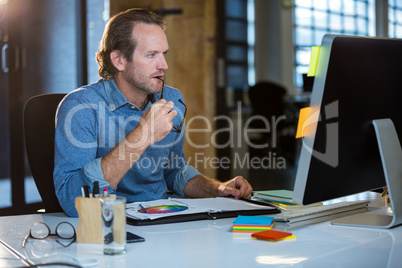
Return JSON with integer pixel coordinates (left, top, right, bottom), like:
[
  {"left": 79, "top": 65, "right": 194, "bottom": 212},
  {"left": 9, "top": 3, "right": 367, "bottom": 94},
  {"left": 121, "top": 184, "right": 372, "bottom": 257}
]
[{"left": 54, "top": 8, "right": 253, "bottom": 217}]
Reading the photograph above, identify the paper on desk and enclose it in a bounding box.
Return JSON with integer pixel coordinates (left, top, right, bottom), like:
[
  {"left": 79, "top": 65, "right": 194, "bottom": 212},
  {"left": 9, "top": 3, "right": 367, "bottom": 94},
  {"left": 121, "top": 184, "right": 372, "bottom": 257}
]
[{"left": 126, "top": 197, "right": 274, "bottom": 220}]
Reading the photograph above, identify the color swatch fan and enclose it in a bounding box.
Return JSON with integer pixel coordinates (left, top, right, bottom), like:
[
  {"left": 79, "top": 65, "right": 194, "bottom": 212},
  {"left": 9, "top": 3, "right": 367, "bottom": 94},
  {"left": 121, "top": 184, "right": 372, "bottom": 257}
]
[{"left": 138, "top": 205, "right": 188, "bottom": 214}]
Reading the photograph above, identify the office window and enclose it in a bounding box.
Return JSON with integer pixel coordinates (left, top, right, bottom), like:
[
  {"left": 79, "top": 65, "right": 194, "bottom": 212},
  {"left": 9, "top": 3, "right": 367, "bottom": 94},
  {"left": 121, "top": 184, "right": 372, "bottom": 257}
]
[
  {"left": 388, "top": 0, "right": 402, "bottom": 38},
  {"left": 87, "top": 0, "right": 109, "bottom": 84},
  {"left": 247, "top": 0, "right": 255, "bottom": 86},
  {"left": 0, "top": 0, "right": 108, "bottom": 215},
  {"left": 216, "top": 0, "right": 250, "bottom": 180},
  {"left": 293, "top": 0, "right": 375, "bottom": 87},
  {"left": 224, "top": 0, "right": 249, "bottom": 90}
]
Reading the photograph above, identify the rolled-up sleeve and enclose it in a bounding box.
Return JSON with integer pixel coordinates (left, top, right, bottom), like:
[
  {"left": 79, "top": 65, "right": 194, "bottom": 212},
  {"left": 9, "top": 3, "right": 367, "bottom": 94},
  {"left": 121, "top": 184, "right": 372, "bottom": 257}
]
[
  {"left": 83, "top": 158, "right": 111, "bottom": 190},
  {"left": 172, "top": 165, "right": 201, "bottom": 197}
]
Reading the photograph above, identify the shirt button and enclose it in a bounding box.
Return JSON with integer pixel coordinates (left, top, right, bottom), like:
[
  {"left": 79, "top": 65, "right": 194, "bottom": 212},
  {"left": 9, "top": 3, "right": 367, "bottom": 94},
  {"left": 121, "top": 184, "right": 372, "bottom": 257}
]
[{"left": 109, "top": 104, "right": 116, "bottom": 110}]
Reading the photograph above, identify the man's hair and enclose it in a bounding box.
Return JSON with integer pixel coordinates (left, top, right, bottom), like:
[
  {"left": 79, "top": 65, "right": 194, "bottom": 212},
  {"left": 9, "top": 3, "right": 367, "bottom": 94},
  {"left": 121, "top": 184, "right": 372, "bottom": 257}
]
[{"left": 96, "top": 8, "right": 166, "bottom": 79}]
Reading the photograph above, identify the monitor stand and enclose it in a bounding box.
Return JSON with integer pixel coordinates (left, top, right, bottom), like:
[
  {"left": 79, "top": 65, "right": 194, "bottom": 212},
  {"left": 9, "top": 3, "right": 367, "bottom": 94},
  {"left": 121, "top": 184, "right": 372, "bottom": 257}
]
[{"left": 331, "top": 118, "right": 402, "bottom": 228}]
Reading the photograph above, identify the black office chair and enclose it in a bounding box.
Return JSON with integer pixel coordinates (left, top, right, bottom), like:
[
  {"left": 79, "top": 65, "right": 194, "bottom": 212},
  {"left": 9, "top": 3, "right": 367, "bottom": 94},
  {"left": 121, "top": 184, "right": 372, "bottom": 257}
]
[
  {"left": 24, "top": 93, "right": 66, "bottom": 213},
  {"left": 248, "top": 81, "right": 287, "bottom": 144}
]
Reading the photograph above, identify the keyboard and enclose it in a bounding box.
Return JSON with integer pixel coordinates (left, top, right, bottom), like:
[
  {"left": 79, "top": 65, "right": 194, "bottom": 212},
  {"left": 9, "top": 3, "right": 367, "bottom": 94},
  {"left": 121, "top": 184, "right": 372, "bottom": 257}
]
[{"left": 273, "top": 200, "right": 369, "bottom": 224}]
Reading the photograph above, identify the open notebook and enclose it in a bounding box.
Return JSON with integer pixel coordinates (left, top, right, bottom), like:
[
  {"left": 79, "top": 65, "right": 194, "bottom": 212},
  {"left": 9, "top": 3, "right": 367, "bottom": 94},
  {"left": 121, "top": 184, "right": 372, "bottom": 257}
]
[{"left": 126, "top": 197, "right": 279, "bottom": 226}]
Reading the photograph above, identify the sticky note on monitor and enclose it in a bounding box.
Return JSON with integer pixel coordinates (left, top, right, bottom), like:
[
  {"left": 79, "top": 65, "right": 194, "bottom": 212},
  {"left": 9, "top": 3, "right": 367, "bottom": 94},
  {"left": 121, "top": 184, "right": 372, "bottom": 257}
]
[
  {"left": 296, "top": 107, "right": 311, "bottom": 138},
  {"left": 307, "top": 46, "right": 320, "bottom": 77}
]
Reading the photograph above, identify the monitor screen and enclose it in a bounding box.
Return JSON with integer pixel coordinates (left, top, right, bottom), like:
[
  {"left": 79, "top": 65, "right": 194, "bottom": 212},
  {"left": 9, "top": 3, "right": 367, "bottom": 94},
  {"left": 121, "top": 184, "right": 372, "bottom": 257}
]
[{"left": 293, "top": 35, "right": 402, "bottom": 206}]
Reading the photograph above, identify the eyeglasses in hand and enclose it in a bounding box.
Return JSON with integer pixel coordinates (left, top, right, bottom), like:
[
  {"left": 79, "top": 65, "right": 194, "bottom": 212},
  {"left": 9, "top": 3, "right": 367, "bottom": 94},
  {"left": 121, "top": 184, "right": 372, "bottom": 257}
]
[
  {"left": 159, "top": 79, "right": 187, "bottom": 133},
  {"left": 22, "top": 222, "right": 76, "bottom": 248}
]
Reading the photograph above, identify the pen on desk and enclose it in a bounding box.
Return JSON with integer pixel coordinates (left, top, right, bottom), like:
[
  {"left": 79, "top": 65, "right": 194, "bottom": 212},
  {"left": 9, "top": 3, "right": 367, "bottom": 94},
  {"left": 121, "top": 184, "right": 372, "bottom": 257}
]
[
  {"left": 93, "top": 181, "right": 100, "bottom": 197},
  {"left": 139, "top": 204, "right": 147, "bottom": 213},
  {"left": 81, "top": 185, "right": 90, "bottom": 198}
]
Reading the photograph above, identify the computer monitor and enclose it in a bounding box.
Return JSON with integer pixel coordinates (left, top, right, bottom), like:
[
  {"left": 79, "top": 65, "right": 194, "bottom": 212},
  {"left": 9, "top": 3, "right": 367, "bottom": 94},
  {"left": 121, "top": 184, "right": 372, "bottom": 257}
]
[{"left": 292, "top": 35, "right": 402, "bottom": 228}]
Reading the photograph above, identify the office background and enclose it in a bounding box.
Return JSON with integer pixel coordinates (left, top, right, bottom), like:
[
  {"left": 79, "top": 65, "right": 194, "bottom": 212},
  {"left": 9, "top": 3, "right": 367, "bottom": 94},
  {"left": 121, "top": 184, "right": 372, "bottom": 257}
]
[{"left": 0, "top": 0, "right": 401, "bottom": 215}]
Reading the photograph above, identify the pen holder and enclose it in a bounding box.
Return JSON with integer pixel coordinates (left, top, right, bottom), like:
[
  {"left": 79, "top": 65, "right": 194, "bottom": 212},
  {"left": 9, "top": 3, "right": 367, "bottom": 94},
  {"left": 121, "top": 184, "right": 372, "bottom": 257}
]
[{"left": 75, "top": 195, "right": 116, "bottom": 244}]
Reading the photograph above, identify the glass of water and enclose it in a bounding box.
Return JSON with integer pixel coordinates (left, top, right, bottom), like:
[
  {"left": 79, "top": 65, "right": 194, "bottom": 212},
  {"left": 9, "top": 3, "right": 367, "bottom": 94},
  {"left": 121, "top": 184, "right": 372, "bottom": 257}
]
[{"left": 101, "top": 196, "right": 126, "bottom": 255}]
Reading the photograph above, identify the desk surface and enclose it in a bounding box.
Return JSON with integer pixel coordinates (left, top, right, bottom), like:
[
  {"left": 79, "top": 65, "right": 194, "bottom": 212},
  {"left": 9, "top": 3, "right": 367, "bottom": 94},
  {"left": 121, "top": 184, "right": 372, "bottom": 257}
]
[{"left": 1, "top": 192, "right": 402, "bottom": 268}]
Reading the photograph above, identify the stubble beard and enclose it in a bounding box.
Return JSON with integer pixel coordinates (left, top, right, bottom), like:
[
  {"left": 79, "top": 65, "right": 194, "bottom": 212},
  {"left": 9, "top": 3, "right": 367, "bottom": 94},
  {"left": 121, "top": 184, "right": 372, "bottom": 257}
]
[{"left": 124, "top": 63, "right": 162, "bottom": 96}]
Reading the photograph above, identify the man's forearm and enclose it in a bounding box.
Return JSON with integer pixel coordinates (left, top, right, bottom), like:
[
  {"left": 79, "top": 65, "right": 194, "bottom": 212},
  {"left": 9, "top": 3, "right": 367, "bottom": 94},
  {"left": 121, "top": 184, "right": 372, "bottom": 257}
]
[
  {"left": 101, "top": 127, "right": 149, "bottom": 189},
  {"left": 101, "top": 99, "right": 178, "bottom": 189},
  {"left": 183, "top": 175, "right": 221, "bottom": 198}
]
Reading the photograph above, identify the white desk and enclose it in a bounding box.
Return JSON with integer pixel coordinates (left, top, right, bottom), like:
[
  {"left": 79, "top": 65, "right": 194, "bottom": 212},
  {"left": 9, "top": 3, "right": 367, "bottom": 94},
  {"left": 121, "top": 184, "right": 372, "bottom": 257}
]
[{"left": 1, "top": 193, "right": 402, "bottom": 268}]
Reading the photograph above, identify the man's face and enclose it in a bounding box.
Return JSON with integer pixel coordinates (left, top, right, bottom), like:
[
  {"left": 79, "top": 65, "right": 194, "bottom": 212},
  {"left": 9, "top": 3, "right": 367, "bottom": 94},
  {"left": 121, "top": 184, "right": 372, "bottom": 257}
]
[{"left": 122, "top": 23, "right": 169, "bottom": 95}]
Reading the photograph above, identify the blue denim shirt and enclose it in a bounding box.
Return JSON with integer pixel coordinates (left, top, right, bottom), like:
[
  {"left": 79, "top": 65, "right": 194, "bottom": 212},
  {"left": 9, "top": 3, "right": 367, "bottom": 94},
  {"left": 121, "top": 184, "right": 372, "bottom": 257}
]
[{"left": 54, "top": 79, "right": 201, "bottom": 217}]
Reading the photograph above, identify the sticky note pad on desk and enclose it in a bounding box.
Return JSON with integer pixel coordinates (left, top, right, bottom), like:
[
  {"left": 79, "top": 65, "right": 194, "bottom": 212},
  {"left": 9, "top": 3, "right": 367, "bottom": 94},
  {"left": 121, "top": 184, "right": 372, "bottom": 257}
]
[
  {"left": 252, "top": 230, "right": 296, "bottom": 242},
  {"left": 233, "top": 215, "right": 275, "bottom": 233}
]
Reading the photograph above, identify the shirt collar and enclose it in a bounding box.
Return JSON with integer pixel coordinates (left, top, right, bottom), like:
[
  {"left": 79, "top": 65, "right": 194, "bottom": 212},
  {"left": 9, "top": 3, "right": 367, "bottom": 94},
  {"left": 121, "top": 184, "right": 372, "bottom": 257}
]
[
  {"left": 104, "top": 79, "right": 131, "bottom": 111},
  {"left": 104, "top": 79, "right": 159, "bottom": 112}
]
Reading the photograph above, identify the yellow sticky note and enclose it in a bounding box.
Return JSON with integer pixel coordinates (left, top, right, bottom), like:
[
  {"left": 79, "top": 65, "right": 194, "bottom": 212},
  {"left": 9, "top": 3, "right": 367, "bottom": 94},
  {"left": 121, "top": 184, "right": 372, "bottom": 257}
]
[
  {"left": 307, "top": 46, "right": 320, "bottom": 77},
  {"left": 268, "top": 235, "right": 297, "bottom": 242},
  {"left": 296, "top": 107, "right": 311, "bottom": 138}
]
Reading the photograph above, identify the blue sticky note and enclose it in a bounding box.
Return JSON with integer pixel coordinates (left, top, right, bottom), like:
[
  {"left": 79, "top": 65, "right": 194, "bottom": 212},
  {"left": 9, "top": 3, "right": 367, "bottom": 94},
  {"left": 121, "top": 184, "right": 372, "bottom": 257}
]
[{"left": 233, "top": 215, "right": 274, "bottom": 226}]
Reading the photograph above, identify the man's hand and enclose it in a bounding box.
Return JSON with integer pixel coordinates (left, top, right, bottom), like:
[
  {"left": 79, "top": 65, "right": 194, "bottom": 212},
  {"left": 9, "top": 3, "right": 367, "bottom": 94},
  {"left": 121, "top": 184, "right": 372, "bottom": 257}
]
[
  {"left": 183, "top": 175, "right": 253, "bottom": 200},
  {"left": 217, "top": 176, "right": 253, "bottom": 199},
  {"left": 101, "top": 99, "right": 177, "bottom": 189},
  {"left": 135, "top": 99, "right": 177, "bottom": 147}
]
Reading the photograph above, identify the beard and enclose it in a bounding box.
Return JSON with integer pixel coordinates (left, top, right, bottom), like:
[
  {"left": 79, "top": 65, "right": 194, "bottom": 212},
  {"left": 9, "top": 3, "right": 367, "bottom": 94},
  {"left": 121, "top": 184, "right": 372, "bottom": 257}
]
[{"left": 123, "top": 62, "right": 163, "bottom": 95}]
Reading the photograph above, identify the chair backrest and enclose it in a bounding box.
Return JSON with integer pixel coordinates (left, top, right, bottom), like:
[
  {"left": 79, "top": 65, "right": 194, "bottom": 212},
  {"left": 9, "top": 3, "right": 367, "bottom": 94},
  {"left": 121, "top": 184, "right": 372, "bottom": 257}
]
[
  {"left": 248, "top": 81, "right": 287, "bottom": 119},
  {"left": 24, "top": 93, "right": 66, "bottom": 213}
]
